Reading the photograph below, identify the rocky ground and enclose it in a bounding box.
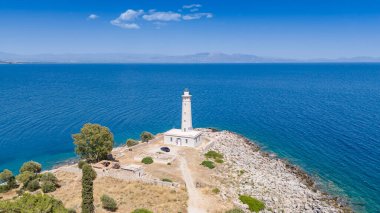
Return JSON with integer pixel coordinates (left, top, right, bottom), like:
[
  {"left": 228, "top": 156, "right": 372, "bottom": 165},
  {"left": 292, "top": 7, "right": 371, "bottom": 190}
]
[{"left": 200, "top": 129, "right": 351, "bottom": 213}]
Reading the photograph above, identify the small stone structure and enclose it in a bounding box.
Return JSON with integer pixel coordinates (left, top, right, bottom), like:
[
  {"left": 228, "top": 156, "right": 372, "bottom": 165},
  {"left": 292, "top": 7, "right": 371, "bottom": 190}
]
[{"left": 120, "top": 164, "right": 144, "bottom": 177}]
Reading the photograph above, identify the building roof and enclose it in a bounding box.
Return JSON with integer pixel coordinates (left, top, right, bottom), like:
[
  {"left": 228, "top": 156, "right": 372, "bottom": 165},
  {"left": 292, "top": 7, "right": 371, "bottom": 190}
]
[
  {"left": 164, "top": 128, "right": 202, "bottom": 138},
  {"left": 120, "top": 164, "right": 142, "bottom": 172}
]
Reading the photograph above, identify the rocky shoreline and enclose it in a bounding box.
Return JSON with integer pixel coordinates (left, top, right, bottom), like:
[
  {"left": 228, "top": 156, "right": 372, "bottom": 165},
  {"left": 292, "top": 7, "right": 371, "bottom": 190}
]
[{"left": 200, "top": 128, "right": 352, "bottom": 213}]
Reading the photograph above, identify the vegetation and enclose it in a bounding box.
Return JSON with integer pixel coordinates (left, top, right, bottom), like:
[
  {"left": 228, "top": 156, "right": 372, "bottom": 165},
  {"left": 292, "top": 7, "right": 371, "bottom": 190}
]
[
  {"left": 20, "top": 161, "right": 42, "bottom": 173},
  {"left": 39, "top": 172, "right": 59, "bottom": 185},
  {"left": 225, "top": 208, "right": 245, "bottom": 213},
  {"left": 126, "top": 138, "right": 139, "bottom": 147},
  {"left": 26, "top": 179, "right": 40, "bottom": 192},
  {"left": 140, "top": 131, "right": 154, "bottom": 142},
  {"left": 0, "top": 193, "right": 69, "bottom": 212},
  {"left": 205, "top": 150, "right": 224, "bottom": 160},
  {"left": 131, "top": 209, "right": 153, "bottom": 213},
  {"left": 201, "top": 160, "right": 215, "bottom": 169},
  {"left": 73, "top": 123, "right": 114, "bottom": 163},
  {"left": 81, "top": 163, "right": 97, "bottom": 213},
  {"left": 0, "top": 169, "right": 18, "bottom": 193},
  {"left": 101, "top": 194, "right": 118, "bottom": 211},
  {"left": 161, "top": 178, "right": 173, "bottom": 182},
  {"left": 215, "top": 158, "right": 224, "bottom": 163},
  {"left": 212, "top": 188, "right": 220, "bottom": 194},
  {"left": 141, "top": 157, "right": 154, "bottom": 164},
  {"left": 41, "top": 181, "right": 57, "bottom": 193},
  {"left": 78, "top": 160, "right": 87, "bottom": 169},
  {"left": 16, "top": 171, "right": 36, "bottom": 185},
  {"left": 238, "top": 195, "right": 265, "bottom": 212}
]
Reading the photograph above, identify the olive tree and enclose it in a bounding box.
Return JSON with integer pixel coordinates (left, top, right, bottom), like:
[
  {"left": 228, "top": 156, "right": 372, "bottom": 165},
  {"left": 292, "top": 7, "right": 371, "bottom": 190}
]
[
  {"left": 140, "top": 131, "right": 154, "bottom": 142},
  {"left": 73, "top": 123, "right": 114, "bottom": 163},
  {"left": 20, "top": 161, "right": 42, "bottom": 173}
]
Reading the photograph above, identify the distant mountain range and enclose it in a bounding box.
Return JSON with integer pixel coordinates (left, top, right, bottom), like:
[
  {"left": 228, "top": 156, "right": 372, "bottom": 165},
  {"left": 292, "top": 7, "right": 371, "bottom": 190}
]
[{"left": 1, "top": 52, "right": 380, "bottom": 63}]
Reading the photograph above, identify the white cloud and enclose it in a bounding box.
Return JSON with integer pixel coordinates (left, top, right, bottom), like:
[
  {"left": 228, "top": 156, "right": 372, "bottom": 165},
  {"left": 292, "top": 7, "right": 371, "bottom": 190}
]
[
  {"left": 143, "top": 11, "right": 181, "bottom": 21},
  {"left": 190, "top": 8, "right": 199, "bottom": 12},
  {"left": 182, "top": 13, "right": 213, "bottom": 20},
  {"left": 88, "top": 14, "right": 99, "bottom": 20},
  {"left": 110, "top": 20, "right": 140, "bottom": 29},
  {"left": 111, "top": 9, "right": 143, "bottom": 29},
  {"left": 183, "top": 4, "right": 202, "bottom": 9}
]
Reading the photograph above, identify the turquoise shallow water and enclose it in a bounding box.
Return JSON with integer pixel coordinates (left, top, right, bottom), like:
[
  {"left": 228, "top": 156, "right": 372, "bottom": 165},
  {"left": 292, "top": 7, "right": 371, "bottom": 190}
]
[{"left": 0, "top": 64, "right": 379, "bottom": 212}]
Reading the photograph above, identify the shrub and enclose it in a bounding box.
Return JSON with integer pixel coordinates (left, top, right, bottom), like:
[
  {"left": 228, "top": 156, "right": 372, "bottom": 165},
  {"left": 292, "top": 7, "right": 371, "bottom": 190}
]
[
  {"left": 215, "top": 158, "right": 224, "bottom": 163},
  {"left": 212, "top": 188, "right": 220, "bottom": 194},
  {"left": 20, "top": 161, "right": 42, "bottom": 173},
  {"left": 68, "top": 208, "right": 77, "bottom": 213},
  {"left": 16, "top": 171, "right": 36, "bottom": 185},
  {"left": 73, "top": 123, "right": 114, "bottom": 163},
  {"left": 0, "top": 185, "right": 10, "bottom": 193},
  {"left": 161, "top": 178, "right": 172, "bottom": 182},
  {"left": 238, "top": 195, "right": 265, "bottom": 212},
  {"left": 141, "top": 157, "right": 153, "bottom": 164},
  {"left": 140, "top": 131, "right": 154, "bottom": 142},
  {"left": 167, "top": 162, "right": 171, "bottom": 165},
  {"left": 41, "top": 181, "right": 57, "bottom": 193},
  {"left": 26, "top": 179, "right": 40, "bottom": 192},
  {"left": 0, "top": 193, "right": 69, "bottom": 212},
  {"left": 225, "top": 208, "right": 245, "bottom": 213},
  {"left": 82, "top": 164, "right": 96, "bottom": 213},
  {"left": 131, "top": 209, "right": 153, "bottom": 213},
  {"left": 39, "top": 172, "right": 58, "bottom": 185},
  {"left": 101, "top": 194, "right": 117, "bottom": 211},
  {"left": 201, "top": 160, "right": 215, "bottom": 169},
  {"left": 0, "top": 169, "right": 13, "bottom": 183},
  {"left": 126, "top": 139, "right": 139, "bottom": 147},
  {"left": 205, "top": 150, "right": 223, "bottom": 160},
  {"left": 78, "top": 160, "right": 87, "bottom": 169}
]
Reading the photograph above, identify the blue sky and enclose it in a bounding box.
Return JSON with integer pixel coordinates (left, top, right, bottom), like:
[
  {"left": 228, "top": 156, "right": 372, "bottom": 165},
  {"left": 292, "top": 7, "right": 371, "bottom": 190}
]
[{"left": 0, "top": 0, "right": 379, "bottom": 58}]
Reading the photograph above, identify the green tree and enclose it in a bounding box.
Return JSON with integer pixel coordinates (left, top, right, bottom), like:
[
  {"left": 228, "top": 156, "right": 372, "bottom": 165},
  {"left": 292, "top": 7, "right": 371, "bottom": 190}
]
[
  {"left": 140, "top": 131, "right": 154, "bottom": 142},
  {"left": 131, "top": 209, "right": 153, "bottom": 213},
  {"left": 39, "top": 172, "right": 59, "bottom": 185},
  {"left": 81, "top": 163, "right": 96, "bottom": 213},
  {"left": 20, "top": 161, "right": 42, "bottom": 173},
  {"left": 0, "top": 193, "right": 69, "bottom": 212},
  {"left": 16, "top": 171, "right": 37, "bottom": 185},
  {"left": 0, "top": 169, "right": 13, "bottom": 183},
  {"left": 26, "top": 179, "right": 40, "bottom": 192},
  {"left": 41, "top": 181, "right": 57, "bottom": 193},
  {"left": 126, "top": 139, "right": 139, "bottom": 147},
  {"left": 73, "top": 123, "right": 114, "bottom": 163},
  {"left": 141, "top": 157, "right": 153, "bottom": 164}
]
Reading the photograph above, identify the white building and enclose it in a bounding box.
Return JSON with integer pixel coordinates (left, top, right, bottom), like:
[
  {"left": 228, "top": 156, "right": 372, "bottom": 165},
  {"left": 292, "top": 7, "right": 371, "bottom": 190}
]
[{"left": 164, "top": 89, "right": 202, "bottom": 147}]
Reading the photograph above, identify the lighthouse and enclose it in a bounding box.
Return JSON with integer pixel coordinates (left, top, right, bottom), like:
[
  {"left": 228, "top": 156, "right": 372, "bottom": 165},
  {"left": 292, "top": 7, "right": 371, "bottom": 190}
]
[
  {"left": 163, "top": 89, "right": 202, "bottom": 147},
  {"left": 181, "top": 88, "right": 192, "bottom": 132}
]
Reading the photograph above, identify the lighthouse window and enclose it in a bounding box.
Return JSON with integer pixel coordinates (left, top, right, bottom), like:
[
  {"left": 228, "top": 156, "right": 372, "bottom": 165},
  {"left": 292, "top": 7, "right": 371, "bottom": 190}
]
[
  {"left": 186, "top": 139, "right": 188, "bottom": 143},
  {"left": 170, "top": 137, "right": 172, "bottom": 142}
]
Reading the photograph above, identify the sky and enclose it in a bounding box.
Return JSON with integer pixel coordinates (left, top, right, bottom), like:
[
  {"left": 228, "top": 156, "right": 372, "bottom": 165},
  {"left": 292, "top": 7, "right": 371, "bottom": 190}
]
[{"left": 0, "top": 0, "right": 380, "bottom": 59}]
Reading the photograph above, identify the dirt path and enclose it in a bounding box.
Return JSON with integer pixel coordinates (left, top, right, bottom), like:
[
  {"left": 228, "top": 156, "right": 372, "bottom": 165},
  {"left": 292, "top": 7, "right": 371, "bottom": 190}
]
[{"left": 179, "top": 156, "right": 207, "bottom": 213}]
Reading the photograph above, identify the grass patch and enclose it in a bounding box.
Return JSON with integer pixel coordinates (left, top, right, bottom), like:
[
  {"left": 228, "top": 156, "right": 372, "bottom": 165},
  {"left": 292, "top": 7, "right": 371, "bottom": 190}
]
[
  {"left": 161, "top": 178, "right": 173, "bottom": 182},
  {"left": 215, "top": 158, "right": 224, "bottom": 163},
  {"left": 212, "top": 188, "right": 220, "bottom": 194},
  {"left": 201, "top": 161, "right": 215, "bottom": 169},
  {"left": 205, "top": 151, "right": 223, "bottom": 160},
  {"left": 132, "top": 209, "right": 153, "bottom": 213},
  {"left": 238, "top": 170, "right": 245, "bottom": 176},
  {"left": 239, "top": 195, "right": 265, "bottom": 212},
  {"left": 141, "top": 157, "right": 153, "bottom": 164}
]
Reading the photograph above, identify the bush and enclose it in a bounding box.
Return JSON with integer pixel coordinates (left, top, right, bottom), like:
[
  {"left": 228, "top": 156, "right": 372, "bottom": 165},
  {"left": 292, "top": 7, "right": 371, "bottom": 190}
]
[
  {"left": 239, "top": 195, "right": 265, "bottom": 212},
  {"left": 68, "top": 208, "right": 77, "bottom": 213},
  {"left": 26, "top": 179, "right": 40, "bottom": 192},
  {"left": 0, "top": 185, "right": 10, "bottom": 193},
  {"left": 126, "top": 139, "right": 139, "bottom": 147},
  {"left": 0, "top": 193, "right": 69, "bottom": 212},
  {"left": 161, "top": 178, "right": 172, "bottom": 182},
  {"left": 101, "top": 194, "right": 117, "bottom": 211},
  {"left": 82, "top": 164, "right": 96, "bottom": 213},
  {"left": 205, "top": 150, "right": 223, "bottom": 160},
  {"left": 215, "top": 158, "right": 224, "bottom": 163},
  {"left": 39, "top": 172, "right": 59, "bottom": 185},
  {"left": 140, "top": 131, "right": 154, "bottom": 142},
  {"left": 16, "top": 171, "right": 36, "bottom": 185},
  {"left": 131, "top": 209, "right": 153, "bottom": 213},
  {"left": 141, "top": 157, "right": 153, "bottom": 164},
  {"left": 41, "top": 181, "right": 57, "bottom": 193},
  {"left": 0, "top": 169, "right": 13, "bottom": 183},
  {"left": 20, "top": 161, "right": 42, "bottom": 173},
  {"left": 212, "top": 188, "right": 220, "bottom": 194},
  {"left": 225, "top": 208, "right": 245, "bottom": 213},
  {"left": 201, "top": 160, "right": 215, "bottom": 169},
  {"left": 78, "top": 160, "right": 87, "bottom": 169},
  {"left": 73, "top": 123, "right": 114, "bottom": 163}
]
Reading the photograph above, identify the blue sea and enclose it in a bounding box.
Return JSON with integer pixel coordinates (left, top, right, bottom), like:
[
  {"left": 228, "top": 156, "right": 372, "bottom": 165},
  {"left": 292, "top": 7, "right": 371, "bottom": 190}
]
[{"left": 0, "top": 64, "right": 379, "bottom": 212}]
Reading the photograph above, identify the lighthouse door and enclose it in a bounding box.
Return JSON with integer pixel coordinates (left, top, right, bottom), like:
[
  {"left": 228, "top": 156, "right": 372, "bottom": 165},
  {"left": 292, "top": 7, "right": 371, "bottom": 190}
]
[{"left": 176, "top": 138, "right": 182, "bottom": 146}]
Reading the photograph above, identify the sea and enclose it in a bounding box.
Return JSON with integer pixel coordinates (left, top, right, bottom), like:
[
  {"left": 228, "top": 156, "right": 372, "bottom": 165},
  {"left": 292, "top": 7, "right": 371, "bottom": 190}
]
[{"left": 0, "top": 63, "right": 379, "bottom": 212}]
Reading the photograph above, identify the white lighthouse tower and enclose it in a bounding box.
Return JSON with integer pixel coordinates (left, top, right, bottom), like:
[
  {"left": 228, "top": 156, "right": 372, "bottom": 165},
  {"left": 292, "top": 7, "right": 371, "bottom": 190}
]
[
  {"left": 164, "top": 89, "right": 202, "bottom": 147},
  {"left": 181, "top": 88, "right": 192, "bottom": 132}
]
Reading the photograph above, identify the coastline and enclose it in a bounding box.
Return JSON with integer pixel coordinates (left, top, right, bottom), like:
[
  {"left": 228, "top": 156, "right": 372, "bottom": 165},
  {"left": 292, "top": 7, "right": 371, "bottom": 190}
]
[{"left": 42, "top": 128, "right": 352, "bottom": 212}]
